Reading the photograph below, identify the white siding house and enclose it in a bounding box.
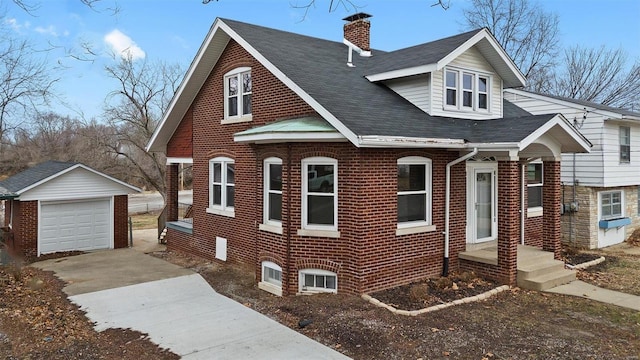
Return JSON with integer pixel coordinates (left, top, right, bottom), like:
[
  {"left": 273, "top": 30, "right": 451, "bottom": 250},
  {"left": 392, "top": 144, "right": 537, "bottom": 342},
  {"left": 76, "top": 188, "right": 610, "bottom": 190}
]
[{"left": 504, "top": 89, "right": 640, "bottom": 248}]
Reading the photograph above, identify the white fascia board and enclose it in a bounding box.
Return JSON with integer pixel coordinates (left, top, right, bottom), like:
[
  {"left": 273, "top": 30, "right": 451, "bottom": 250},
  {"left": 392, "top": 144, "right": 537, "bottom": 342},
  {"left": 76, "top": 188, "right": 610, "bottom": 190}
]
[
  {"left": 357, "top": 135, "right": 466, "bottom": 148},
  {"left": 519, "top": 115, "right": 592, "bottom": 153},
  {"left": 222, "top": 22, "right": 362, "bottom": 147},
  {"left": 437, "top": 29, "right": 526, "bottom": 87},
  {"left": 365, "top": 64, "right": 436, "bottom": 82},
  {"left": 234, "top": 132, "right": 347, "bottom": 144},
  {"left": 505, "top": 89, "right": 633, "bottom": 120},
  {"left": 147, "top": 19, "right": 229, "bottom": 153},
  {"left": 17, "top": 164, "right": 141, "bottom": 195},
  {"left": 166, "top": 157, "right": 194, "bottom": 164}
]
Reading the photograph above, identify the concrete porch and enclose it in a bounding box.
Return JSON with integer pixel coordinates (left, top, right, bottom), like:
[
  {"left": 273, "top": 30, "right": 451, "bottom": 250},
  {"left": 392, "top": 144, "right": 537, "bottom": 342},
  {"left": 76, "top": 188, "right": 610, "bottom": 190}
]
[{"left": 460, "top": 242, "right": 576, "bottom": 291}]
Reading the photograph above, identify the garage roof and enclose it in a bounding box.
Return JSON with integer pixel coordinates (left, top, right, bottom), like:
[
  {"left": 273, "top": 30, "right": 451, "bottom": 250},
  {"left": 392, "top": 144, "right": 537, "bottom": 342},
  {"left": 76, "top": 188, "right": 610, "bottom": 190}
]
[{"left": 0, "top": 161, "right": 140, "bottom": 199}]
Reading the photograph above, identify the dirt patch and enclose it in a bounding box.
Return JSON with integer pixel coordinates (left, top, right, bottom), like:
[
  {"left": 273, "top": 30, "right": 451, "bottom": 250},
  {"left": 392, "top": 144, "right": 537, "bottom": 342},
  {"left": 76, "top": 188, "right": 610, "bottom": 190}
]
[
  {"left": 370, "top": 272, "right": 496, "bottom": 311},
  {"left": 578, "top": 254, "right": 640, "bottom": 296},
  {"left": 562, "top": 247, "right": 601, "bottom": 266},
  {"left": 0, "top": 266, "right": 178, "bottom": 359},
  {"left": 155, "top": 250, "right": 640, "bottom": 359}
]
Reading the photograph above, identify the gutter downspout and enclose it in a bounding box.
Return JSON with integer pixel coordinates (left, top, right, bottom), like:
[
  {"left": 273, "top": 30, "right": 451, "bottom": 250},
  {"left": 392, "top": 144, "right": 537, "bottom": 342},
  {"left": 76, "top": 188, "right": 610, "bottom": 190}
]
[{"left": 443, "top": 148, "right": 478, "bottom": 277}]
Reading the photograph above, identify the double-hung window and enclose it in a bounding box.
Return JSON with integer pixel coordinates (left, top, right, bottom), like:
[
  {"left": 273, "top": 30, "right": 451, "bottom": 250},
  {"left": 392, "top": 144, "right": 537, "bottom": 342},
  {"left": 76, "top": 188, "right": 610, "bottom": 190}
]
[
  {"left": 444, "top": 68, "right": 490, "bottom": 112},
  {"left": 527, "top": 163, "right": 543, "bottom": 209},
  {"left": 301, "top": 157, "right": 337, "bottom": 232},
  {"left": 208, "top": 157, "right": 235, "bottom": 216},
  {"left": 397, "top": 157, "right": 431, "bottom": 228},
  {"left": 601, "top": 191, "right": 623, "bottom": 220},
  {"left": 620, "top": 126, "right": 630, "bottom": 163},
  {"left": 224, "top": 67, "right": 252, "bottom": 122},
  {"left": 263, "top": 157, "right": 282, "bottom": 226}
]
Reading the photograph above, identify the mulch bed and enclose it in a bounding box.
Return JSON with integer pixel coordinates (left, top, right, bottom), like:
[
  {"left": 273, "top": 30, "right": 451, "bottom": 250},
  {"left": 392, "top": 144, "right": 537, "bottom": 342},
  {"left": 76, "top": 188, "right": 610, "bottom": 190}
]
[
  {"left": 370, "top": 271, "right": 497, "bottom": 311},
  {"left": 564, "top": 252, "right": 601, "bottom": 266}
]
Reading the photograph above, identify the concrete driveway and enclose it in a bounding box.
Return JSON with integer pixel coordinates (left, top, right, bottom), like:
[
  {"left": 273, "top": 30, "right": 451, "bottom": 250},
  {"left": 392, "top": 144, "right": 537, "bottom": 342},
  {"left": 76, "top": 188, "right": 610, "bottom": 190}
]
[{"left": 32, "top": 249, "right": 349, "bottom": 359}]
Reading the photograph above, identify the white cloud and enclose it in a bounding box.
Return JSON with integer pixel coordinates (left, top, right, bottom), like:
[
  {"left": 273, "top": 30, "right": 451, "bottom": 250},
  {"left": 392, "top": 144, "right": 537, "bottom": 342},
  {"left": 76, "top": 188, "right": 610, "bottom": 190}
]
[
  {"left": 34, "top": 25, "right": 58, "bottom": 37},
  {"left": 5, "top": 18, "right": 30, "bottom": 32},
  {"left": 104, "top": 29, "right": 145, "bottom": 60}
]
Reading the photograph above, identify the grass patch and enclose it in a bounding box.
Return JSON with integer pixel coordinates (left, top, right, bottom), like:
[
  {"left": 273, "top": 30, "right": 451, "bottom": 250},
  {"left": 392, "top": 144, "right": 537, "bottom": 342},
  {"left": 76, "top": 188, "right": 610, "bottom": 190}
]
[
  {"left": 577, "top": 246, "right": 640, "bottom": 296},
  {"left": 129, "top": 212, "right": 160, "bottom": 230}
]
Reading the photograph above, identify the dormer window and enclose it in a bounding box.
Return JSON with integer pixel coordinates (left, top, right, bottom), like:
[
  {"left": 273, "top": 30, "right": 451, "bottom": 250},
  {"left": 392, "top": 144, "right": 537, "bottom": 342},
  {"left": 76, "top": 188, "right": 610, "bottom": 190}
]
[
  {"left": 223, "top": 67, "right": 252, "bottom": 124},
  {"left": 444, "top": 68, "right": 490, "bottom": 112}
]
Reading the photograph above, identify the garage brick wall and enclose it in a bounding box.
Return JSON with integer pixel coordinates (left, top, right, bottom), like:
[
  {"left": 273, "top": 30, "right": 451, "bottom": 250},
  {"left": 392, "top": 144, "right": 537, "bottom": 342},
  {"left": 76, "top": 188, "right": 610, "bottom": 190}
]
[
  {"left": 13, "top": 200, "right": 38, "bottom": 259},
  {"left": 113, "top": 195, "right": 128, "bottom": 249}
]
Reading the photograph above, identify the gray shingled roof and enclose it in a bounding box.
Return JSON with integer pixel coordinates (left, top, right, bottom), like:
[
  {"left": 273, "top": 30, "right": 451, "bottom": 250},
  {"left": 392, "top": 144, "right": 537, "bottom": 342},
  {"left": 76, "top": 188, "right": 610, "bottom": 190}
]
[
  {"left": 365, "top": 29, "right": 481, "bottom": 75},
  {"left": 0, "top": 161, "right": 77, "bottom": 193},
  {"left": 520, "top": 90, "right": 640, "bottom": 118},
  {"left": 220, "top": 19, "right": 549, "bottom": 143}
]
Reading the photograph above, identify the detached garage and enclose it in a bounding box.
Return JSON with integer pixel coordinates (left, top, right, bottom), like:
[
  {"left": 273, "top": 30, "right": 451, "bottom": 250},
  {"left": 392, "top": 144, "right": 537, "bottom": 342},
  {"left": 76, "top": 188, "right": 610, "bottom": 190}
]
[{"left": 0, "top": 161, "right": 140, "bottom": 258}]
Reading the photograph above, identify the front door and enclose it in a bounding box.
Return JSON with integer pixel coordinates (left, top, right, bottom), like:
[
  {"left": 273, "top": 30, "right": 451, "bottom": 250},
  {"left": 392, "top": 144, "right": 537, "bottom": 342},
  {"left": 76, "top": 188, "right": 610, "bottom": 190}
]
[{"left": 467, "top": 162, "right": 497, "bottom": 244}]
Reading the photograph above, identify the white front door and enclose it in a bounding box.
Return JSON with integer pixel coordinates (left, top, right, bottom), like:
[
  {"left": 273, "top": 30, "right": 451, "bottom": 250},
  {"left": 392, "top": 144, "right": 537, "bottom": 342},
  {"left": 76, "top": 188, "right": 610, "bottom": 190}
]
[{"left": 467, "top": 163, "right": 497, "bottom": 244}]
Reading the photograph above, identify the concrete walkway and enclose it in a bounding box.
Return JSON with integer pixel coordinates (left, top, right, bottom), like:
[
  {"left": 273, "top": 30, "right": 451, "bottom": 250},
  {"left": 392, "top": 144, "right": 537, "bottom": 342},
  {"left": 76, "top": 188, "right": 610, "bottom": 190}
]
[
  {"left": 32, "top": 249, "right": 349, "bottom": 359},
  {"left": 547, "top": 281, "right": 640, "bottom": 311}
]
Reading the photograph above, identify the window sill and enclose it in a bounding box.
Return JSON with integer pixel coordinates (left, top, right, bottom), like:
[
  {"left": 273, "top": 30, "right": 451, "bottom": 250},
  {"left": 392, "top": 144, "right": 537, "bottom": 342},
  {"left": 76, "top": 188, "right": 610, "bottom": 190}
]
[
  {"left": 221, "top": 115, "right": 252, "bottom": 124},
  {"left": 396, "top": 224, "right": 436, "bottom": 236},
  {"left": 206, "top": 207, "right": 235, "bottom": 218},
  {"left": 258, "top": 281, "right": 282, "bottom": 296},
  {"left": 527, "top": 207, "right": 543, "bottom": 218},
  {"left": 442, "top": 106, "right": 491, "bottom": 115},
  {"left": 259, "top": 223, "right": 283, "bottom": 235},
  {"left": 297, "top": 228, "right": 340, "bottom": 238},
  {"left": 298, "top": 288, "right": 337, "bottom": 295}
]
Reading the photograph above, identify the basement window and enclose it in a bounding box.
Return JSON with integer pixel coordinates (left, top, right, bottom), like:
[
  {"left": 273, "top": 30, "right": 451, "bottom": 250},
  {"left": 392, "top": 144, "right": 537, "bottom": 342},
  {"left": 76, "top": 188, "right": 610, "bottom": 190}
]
[
  {"left": 259, "top": 261, "right": 283, "bottom": 296},
  {"left": 299, "top": 269, "right": 337, "bottom": 294}
]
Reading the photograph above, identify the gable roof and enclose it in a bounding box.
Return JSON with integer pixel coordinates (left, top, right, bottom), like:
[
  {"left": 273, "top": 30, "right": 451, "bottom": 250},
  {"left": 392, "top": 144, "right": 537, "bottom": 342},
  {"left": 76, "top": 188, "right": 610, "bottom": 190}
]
[
  {"left": 505, "top": 89, "right": 640, "bottom": 121},
  {"left": 0, "top": 160, "right": 140, "bottom": 195},
  {"left": 148, "top": 18, "right": 587, "bottom": 155},
  {"left": 365, "top": 28, "right": 526, "bottom": 88}
]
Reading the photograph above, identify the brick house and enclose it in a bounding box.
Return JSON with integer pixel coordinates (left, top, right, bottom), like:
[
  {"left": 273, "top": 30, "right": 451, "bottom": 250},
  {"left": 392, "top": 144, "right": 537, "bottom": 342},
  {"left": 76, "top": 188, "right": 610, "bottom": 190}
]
[
  {"left": 148, "top": 15, "right": 591, "bottom": 295},
  {"left": 0, "top": 161, "right": 140, "bottom": 258}
]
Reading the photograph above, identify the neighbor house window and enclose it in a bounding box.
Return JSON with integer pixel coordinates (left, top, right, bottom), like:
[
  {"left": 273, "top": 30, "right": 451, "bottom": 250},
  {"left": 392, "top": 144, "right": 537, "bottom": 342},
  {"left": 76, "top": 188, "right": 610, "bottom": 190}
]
[
  {"left": 527, "top": 163, "right": 543, "bottom": 208},
  {"left": 299, "top": 269, "right": 337, "bottom": 294},
  {"left": 259, "top": 261, "right": 282, "bottom": 296},
  {"left": 620, "top": 126, "right": 630, "bottom": 163},
  {"left": 208, "top": 157, "right": 235, "bottom": 216},
  {"left": 224, "top": 67, "right": 252, "bottom": 122},
  {"left": 397, "top": 157, "right": 432, "bottom": 227},
  {"left": 302, "top": 157, "right": 337, "bottom": 231},
  {"left": 444, "top": 68, "right": 490, "bottom": 112},
  {"left": 263, "top": 157, "right": 282, "bottom": 226},
  {"left": 600, "top": 191, "right": 623, "bottom": 220}
]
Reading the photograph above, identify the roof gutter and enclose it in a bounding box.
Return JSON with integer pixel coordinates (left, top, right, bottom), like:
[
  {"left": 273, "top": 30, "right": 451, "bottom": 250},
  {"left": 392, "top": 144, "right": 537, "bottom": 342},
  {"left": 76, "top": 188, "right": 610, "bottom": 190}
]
[
  {"left": 358, "top": 135, "right": 466, "bottom": 148},
  {"left": 443, "top": 148, "right": 478, "bottom": 277}
]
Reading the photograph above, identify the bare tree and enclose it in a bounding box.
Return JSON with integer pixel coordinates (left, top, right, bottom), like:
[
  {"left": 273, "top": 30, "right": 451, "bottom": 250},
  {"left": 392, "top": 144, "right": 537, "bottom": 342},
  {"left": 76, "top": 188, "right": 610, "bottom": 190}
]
[
  {"left": 0, "top": 18, "right": 57, "bottom": 154},
  {"left": 550, "top": 46, "right": 640, "bottom": 109},
  {"left": 102, "top": 56, "right": 182, "bottom": 199},
  {"left": 462, "top": 0, "right": 559, "bottom": 91}
]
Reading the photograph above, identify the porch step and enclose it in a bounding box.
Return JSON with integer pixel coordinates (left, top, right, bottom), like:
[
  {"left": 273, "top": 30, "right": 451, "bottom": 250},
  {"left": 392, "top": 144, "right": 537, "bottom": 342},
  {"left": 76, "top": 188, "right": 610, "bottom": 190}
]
[{"left": 517, "top": 259, "right": 576, "bottom": 291}]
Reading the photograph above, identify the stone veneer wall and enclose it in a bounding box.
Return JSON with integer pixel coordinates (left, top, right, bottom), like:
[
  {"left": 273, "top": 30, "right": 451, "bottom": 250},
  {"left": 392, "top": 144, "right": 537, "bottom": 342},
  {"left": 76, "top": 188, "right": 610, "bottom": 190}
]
[{"left": 561, "top": 185, "right": 639, "bottom": 249}]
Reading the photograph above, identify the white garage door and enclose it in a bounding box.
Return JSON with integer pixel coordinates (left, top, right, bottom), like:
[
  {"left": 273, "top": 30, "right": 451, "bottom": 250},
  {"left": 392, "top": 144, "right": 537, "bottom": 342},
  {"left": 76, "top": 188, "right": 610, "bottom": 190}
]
[{"left": 40, "top": 198, "right": 111, "bottom": 254}]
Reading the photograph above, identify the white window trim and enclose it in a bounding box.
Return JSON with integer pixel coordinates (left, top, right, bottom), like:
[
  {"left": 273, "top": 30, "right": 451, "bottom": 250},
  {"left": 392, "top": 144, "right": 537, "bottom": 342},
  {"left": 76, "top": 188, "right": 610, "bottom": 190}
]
[
  {"left": 443, "top": 67, "right": 491, "bottom": 113},
  {"left": 620, "top": 126, "right": 631, "bottom": 164},
  {"left": 301, "top": 157, "right": 338, "bottom": 232},
  {"left": 397, "top": 156, "right": 432, "bottom": 231},
  {"left": 600, "top": 190, "right": 624, "bottom": 221},
  {"left": 298, "top": 268, "right": 337, "bottom": 294},
  {"left": 259, "top": 261, "right": 283, "bottom": 296},
  {"left": 207, "top": 157, "right": 235, "bottom": 217},
  {"left": 527, "top": 162, "right": 543, "bottom": 214},
  {"left": 262, "top": 157, "right": 283, "bottom": 229},
  {"left": 222, "top": 67, "right": 252, "bottom": 124}
]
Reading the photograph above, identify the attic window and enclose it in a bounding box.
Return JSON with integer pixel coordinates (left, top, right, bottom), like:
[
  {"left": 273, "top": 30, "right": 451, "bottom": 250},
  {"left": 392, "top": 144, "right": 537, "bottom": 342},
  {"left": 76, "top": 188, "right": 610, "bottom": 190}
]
[
  {"left": 223, "top": 67, "right": 252, "bottom": 124},
  {"left": 444, "top": 68, "right": 490, "bottom": 112}
]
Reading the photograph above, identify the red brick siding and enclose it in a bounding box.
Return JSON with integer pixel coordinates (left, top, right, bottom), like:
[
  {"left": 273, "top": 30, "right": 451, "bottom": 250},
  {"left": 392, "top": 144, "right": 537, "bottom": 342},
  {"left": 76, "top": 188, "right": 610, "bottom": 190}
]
[
  {"left": 113, "top": 195, "right": 129, "bottom": 249},
  {"left": 496, "top": 161, "right": 520, "bottom": 285},
  {"left": 167, "top": 107, "right": 193, "bottom": 158},
  {"left": 13, "top": 200, "right": 38, "bottom": 258},
  {"left": 524, "top": 216, "right": 543, "bottom": 247},
  {"left": 343, "top": 19, "right": 370, "bottom": 51},
  {"left": 166, "top": 164, "right": 179, "bottom": 221},
  {"left": 543, "top": 161, "right": 562, "bottom": 259}
]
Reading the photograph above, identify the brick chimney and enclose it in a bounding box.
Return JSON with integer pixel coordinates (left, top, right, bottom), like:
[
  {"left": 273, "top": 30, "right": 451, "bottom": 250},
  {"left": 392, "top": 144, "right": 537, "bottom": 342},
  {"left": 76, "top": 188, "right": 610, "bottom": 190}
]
[{"left": 343, "top": 13, "right": 371, "bottom": 51}]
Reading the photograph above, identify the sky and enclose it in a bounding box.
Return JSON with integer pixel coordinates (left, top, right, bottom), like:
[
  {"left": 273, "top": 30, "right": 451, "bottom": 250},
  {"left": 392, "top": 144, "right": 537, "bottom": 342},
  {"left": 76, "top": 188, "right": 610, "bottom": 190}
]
[{"left": 3, "top": 0, "right": 640, "bottom": 121}]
